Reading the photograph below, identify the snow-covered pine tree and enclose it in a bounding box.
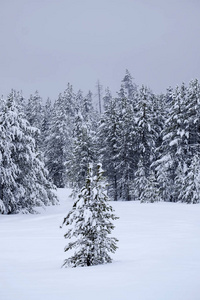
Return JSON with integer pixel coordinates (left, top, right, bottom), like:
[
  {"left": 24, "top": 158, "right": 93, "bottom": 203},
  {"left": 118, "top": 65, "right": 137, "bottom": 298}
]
[
  {"left": 40, "top": 97, "right": 53, "bottom": 155},
  {"left": 121, "top": 69, "right": 138, "bottom": 108},
  {"left": 135, "top": 85, "right": 156, "bottom": 174},
  {"left": 63, "top": 83, "right": 76, "bottom": 119},
  {"left": 175, "top": 155, "right": 200, "bottom": 204},
  {"left": 99, "top": 74, "right": 139, "bottom": 201},
  {"left": 151, "top": 92, "right": 166, "bottom": 150},
  {"left": 45, "top": 84, "right": 77, "bottom": 187},
  {"left": 45, "top": 94, "right": 71, "bottom": 187},
  {"left": 26, "top": 91, "right": 43, "bottom": 127},
  {"left": 0, "top": 96, "right": 19, "bottom": 214},
  {"left": 15, "top": 90, "right": 26, "bottom": 113},
  {"left": 174, "top": 161, "right": 186, "bottom": 202},
  {"left": 154, "top": 84, "right": 189, "bottom": 202},
  {"left": 133, "top": 160, "right": 148, "bottom": 201},
  {"left": 0, "top": 91, "right": 58, "bottom": 214},
  {"left": 62, "top": 163, "right": 118, "bottom": 268},
  {"left": 25, "top": 91, "right": 43, "bottom": 149},
  {"left": 75, "top": 89, "right": 84, "bottom": 113},
  {"left": 153, "top": 153, "right": 173, "bottom": 202},
  {"left": 140, "top": 170, "right": 161, "bottom": 203},
  {"left": 103, "top": 87, "right": 112, "bottom": 112},
  {"left": 66, "top": 109, "right": 96, "bottom": 194},
  {"left": 115, "top": 86, "right": 136, "bottom": 200},
  {"left": 98, "top": 97, "right": 120, "bottom": 201},
  {"left": 184, "top": 79, "right": 200, "bottom": 156},
  {"left": 98, "top": 79, "right": 138, "bottom": 201},
  {"left": 82, "top": 90, "right": 99, "bottom": 132}
]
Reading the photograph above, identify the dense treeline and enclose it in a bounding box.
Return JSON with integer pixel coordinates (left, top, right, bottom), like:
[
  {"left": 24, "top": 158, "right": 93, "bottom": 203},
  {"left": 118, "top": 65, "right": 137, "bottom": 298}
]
[{"left": 1, "top": 70, "right": 200, "bottom": 214}]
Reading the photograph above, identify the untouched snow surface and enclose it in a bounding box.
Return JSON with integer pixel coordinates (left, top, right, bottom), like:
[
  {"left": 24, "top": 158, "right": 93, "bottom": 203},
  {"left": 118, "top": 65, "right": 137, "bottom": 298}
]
[{"left": 0, "top": 189, "right": 200, "bottom": 300}]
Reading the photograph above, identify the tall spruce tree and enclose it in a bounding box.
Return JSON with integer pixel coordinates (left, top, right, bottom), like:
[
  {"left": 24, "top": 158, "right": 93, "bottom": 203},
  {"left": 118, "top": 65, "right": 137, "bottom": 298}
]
[
  {"left": 0, "top": 91, "right": 57, "bottom": 214},
  {"left": 98, "top": 97, "right": 120, "bottom": 201},
  {"left": 135, "top": 85, "right": 156, "bottom": 173},
  {"left": 25, "top": 91, "right": 43, "bottom": 149},
  {"left": 40, "top": 97, "right": 53, "bottom": 155},
  {"left": 0, "top": 96, "right": 19, "bottom": 213},
  {"left": 66, "top": 109, "right": 96, "bottom": 193},
  {"left": 62, "top": 163, "right": 118, "bottom": 267},
  {"left": 82, "top": 90, "right": 99, "bottom": 132},
  {"left": 98, "top": 72, "right": 139, "bottom": 201},
  {"left": 45, "top": 84, "right": 77, "bottom": 187},
  {"left": 121, "top": 69, "right": 138, "bottom": 110},
  {"left": 103, "top": 87, "right": 112, "bottom": 112},
  {"left": 184, "top": 79, "right": 200, "bottom": 155},
  {"left": 154, "top": 84, "right": 189, "bottom": 201},
  {"left": 115, "top": 86, "right": 136, "bottom": 200}
]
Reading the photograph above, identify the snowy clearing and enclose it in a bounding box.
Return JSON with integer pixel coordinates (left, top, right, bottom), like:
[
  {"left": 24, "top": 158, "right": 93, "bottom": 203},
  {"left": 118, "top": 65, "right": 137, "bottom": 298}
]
[{"left": 0, "top": 189, "right": 200, "bottom": 300}]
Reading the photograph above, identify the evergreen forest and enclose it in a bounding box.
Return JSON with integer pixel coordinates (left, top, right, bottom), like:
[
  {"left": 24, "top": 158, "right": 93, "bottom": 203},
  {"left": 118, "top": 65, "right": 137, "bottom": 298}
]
[{"left": 1, "top": 70, "right": 200, "bottom": 214}]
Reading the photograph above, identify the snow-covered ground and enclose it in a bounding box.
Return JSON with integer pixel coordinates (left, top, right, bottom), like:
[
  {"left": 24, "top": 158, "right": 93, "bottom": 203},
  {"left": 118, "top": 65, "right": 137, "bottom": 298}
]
[{"left": 0, "top": 189, "right": 200, "bottom": 300}]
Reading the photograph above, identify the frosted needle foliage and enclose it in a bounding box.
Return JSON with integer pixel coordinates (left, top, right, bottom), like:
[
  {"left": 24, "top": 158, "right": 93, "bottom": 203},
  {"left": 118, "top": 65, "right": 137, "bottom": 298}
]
[{"left": 62, "top": 163, "right": 118, "bottom": 268}]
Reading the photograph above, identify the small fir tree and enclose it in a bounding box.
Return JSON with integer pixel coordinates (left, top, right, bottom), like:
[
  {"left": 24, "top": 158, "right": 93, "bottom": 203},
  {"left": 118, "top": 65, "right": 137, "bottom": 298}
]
[{"left": 62, "top": 163, "right": 118, "bottom": 268}]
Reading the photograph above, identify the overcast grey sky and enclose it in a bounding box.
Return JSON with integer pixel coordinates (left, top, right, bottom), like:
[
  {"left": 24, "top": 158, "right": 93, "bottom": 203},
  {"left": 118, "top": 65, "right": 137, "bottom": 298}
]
[{"left": 0, "top": 0, "right": 200, "bottom": 100}]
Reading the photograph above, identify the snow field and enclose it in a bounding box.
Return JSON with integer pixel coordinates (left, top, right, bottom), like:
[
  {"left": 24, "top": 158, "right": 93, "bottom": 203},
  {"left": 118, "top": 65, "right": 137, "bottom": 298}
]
[{"left": 0, "top": 189, "right": 200, "bottom": 300}]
